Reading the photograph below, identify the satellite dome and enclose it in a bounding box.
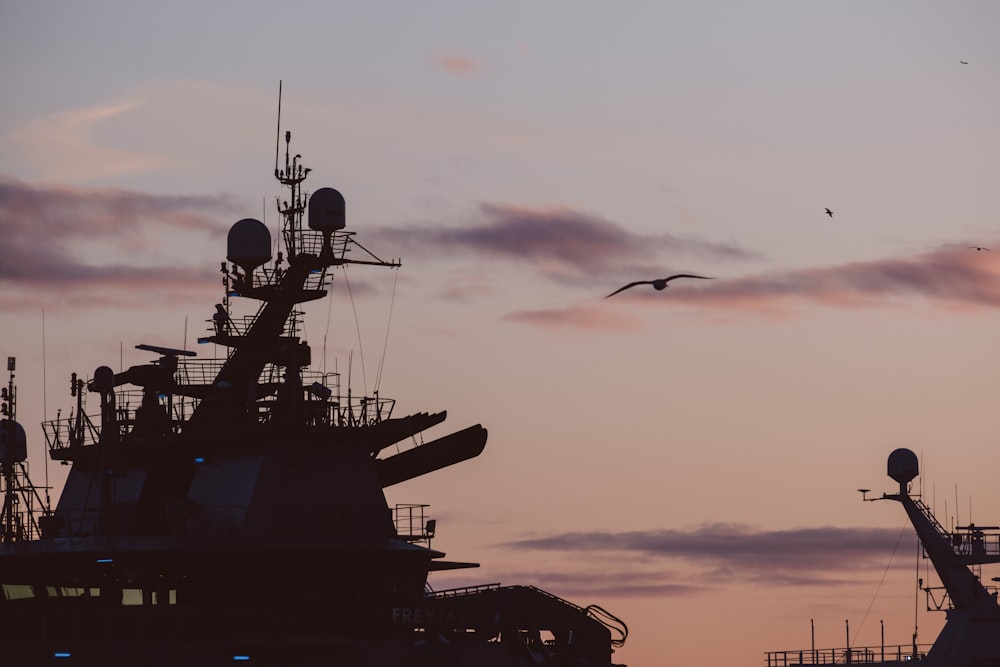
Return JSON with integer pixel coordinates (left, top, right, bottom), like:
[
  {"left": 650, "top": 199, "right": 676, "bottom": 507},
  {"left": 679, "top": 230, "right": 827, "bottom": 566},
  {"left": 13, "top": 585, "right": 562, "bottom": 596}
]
[
  {"left": 887, "top": 448, "right": 919, "bottom": 485},
  {"left": 92, "top": 366, "right": 115, "bottom": 392},
  {"left": 0, "top": 419, "right": 27, "bottom": 463},
  {"left": 227, "top": 218, "right": 272, "bottom": 273},
  {"left": 309, "top": 188, "right": 346, "bottom": 231}
]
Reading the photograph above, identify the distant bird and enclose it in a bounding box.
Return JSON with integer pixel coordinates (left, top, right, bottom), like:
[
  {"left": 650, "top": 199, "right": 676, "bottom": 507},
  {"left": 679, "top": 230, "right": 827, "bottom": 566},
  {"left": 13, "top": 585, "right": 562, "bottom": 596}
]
[
  {"left": 825, "top": 208, "right": 834, "bottom": 218},
  {"left": 960, "top": 60, "right": 968, "bottom": 64},
  {"left": 971, "top": 246, "right": 991, "bottom": 251},
  {"left": 605, "top": 274, "right": 713, "bottom": 298}
]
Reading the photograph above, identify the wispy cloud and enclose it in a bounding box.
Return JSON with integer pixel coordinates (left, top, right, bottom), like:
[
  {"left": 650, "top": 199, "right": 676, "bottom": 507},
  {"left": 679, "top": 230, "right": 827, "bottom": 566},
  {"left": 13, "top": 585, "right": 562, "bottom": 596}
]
[
  {"left": 496, "top": 523, "right": 913, "bottom": 596},
  {"left": 428, "top": 52, "right": 484, "bottom": 77},
  {"left": 500, "top": 243, "right": 1000, "bottom": 331},
  {"left": 634, "top": 245, "right": 1000, "bottom": 315},
  {"left": 501, "top": 303, "right": 643, "bottom": 332},
  {"left": 0, "top": 177, "right": 241, "bottom": 309},
  {"left": 1, "top": 97, "right": 164, "bottom": 182},
  {"left": 376, "top": 203, "right": 758, "bottom": 285}
]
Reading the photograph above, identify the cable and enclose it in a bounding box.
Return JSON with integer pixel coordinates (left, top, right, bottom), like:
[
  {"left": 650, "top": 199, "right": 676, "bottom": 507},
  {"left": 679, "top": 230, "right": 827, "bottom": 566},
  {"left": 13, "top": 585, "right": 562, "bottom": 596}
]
[
  {"left": 374, "top": 267, "right": 399, "bottom": 392},
  {"left": 852, "top": 519, "right": 910, "bottom": 647}
]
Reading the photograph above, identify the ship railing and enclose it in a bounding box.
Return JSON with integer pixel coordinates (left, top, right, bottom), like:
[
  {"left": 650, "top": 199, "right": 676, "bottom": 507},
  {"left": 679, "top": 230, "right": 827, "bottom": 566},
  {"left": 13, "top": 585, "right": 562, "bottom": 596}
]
[
  {"left": 175, "top": 357, "right": 226, "bottom": 386},
  {"left": 911, "top": 497, "right": 950, "bottom": 542},
  {"left": 944, "top": 524, "right": 1000, "bottom": 559},
  {"left": 765, "top": 643, "right": 931, "bottom": 665},
  {"left": 427, "top": 583, "right": 503, "bottom": 599},
  {"left": 393, "top": 503, "right": 434, "bottom": 545},
  {"left": 45, "top": 389, "right": 202, "bottom": 453},
  {"left": 285, "top": 228, "right": 354, "bottom": 263},
  {"left": 42, "top": 410, "right": 101, "bottom": 451}
]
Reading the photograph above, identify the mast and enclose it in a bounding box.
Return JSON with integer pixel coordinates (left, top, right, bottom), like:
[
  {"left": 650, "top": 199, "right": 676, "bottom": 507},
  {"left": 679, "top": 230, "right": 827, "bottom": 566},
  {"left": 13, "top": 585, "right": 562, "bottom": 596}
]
[
  {"left": 186, "top": 118, "right": 399, "bottom": 431},
  {"left": 0, "top": 357, "right": 50, "bottom": 542},
  {"left": 881, "top": 448, "right": 1000, "bottom": 665}
]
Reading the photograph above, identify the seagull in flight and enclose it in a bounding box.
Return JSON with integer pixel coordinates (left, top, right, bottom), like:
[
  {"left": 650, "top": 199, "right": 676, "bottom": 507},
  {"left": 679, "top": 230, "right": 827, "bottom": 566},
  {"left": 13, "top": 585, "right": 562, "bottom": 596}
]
[
  {"left": 825, "top": 208, "right": 834, "bottom": 218},
  {"left": 960, "top": 60, "right": 968, "bottom": 64},
  {"left": 605, "top": 274, "right": 713, "bottom": 298},
  {"left": 971, "top": 246, "right": 991, "bottom": 251}
]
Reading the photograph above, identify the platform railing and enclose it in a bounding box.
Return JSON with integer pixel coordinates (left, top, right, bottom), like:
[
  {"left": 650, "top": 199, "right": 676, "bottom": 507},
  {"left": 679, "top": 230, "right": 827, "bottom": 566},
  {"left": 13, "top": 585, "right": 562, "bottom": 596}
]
[{"left": 765, "top": 643, "right": 931, "bottom": 665}]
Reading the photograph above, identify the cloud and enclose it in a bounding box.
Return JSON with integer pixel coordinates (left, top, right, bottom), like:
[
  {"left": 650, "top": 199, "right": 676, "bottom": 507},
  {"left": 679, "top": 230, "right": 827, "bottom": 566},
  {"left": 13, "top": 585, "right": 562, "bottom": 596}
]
[
  {"left": 431, "top": 523, "right": 912, "bottom": 600},
  {"left": 502, "top": 303, "right": 643, "bottom": 332},
  {"left": 377, "top": 203, "right": 758, "bottom": 284},
  {"left": 503, "top": 523, "right": 913, "bottom": 582},
  {"left": 637, "top": 245, "right": 1000, "bottom": 315},
  {"left": 0, "top": 176, "right": 242, "bottom": 309},
  {"left": 1, "top": 96, "right": 165, "bottom": 182},
  {"left": 428, "top": 52, "right": 484, "bottom": 77},
  {"left": 511, "top": 243, "right": 1000, "bottom": 331}
]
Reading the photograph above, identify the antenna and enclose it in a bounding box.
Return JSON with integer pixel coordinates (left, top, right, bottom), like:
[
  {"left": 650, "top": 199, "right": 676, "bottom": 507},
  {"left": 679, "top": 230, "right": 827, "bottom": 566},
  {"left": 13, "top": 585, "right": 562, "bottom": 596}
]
[{"left": 274, "top": 80, "right": 283, "bottom": 178}]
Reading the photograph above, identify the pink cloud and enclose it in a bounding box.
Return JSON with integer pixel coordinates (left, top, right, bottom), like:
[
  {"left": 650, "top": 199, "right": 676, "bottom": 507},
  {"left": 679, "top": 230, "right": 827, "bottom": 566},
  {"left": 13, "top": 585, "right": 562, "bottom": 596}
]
[
  {"left": 429, "top": 52, "right": 483, "bottom": 77},
  {"left": 0, "top": 176, "right": 242, "bottom": 311},
  {"left": 639, "top": 245, "right": 1000, "bottom": 315},
  {"left": 502, "top": 304, "right": 643, "bottom": 332},
  {"left": 375, "top": 202, "right": 758, "bottom": 285}
]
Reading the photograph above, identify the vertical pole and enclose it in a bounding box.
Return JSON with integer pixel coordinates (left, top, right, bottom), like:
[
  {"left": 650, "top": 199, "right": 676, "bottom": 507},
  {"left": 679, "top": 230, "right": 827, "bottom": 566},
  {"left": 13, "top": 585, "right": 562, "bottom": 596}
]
[
  {"left": 845, "top": 619, "right": 851, "bottom": 664},
  {"left": 811, "top": 619, "right": 815, "bottom": 664}
]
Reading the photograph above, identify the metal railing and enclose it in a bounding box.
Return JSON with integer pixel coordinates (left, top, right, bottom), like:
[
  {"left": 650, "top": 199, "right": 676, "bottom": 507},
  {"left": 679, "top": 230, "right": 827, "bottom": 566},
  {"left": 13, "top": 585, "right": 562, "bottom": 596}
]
[{"left": 765, "top": 644, "right": 931, "bottom": 665}]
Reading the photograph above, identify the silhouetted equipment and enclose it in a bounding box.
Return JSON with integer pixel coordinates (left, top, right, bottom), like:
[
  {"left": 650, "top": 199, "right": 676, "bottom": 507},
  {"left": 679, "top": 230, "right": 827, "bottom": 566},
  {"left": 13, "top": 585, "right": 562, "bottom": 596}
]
[
  {"left": 227, "top": 218, "right": 272, "bottom": 274},
  {"left": 887, "top": 447, "right": 919, "bottom": 487},
  {"left": 767, "top": 448, "right": 1000, "bottom": 666},
  {"left": 1, "top": 358, "right": 53, "bottom": 544},
  {"left": 1, "top": 114, "right": 627, "bottom": 665},
  {"left": 308, "top": 187, "right": 346, "bottom": 231}
]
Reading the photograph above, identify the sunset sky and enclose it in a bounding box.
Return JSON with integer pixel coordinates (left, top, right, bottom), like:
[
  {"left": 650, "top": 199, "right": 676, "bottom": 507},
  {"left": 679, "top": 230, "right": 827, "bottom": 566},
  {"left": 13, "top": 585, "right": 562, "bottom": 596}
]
[{"left": 3, "top": 2, "right": 1000, "bottom": 665}]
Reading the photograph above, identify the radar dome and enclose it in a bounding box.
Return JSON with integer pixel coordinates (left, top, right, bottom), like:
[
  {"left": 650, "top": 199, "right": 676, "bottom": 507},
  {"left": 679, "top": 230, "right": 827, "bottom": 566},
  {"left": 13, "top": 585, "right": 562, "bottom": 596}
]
[
  {"left": 92, "top": 366, "right": 115, "bottom": 392},
  {"left": 308, "top": 188, "right": 346, "bottom": 231},
  {"left": 887, "top": 448, "right": 919, "bottom": 485},
  {"left": 227, "top": 218, "right": 272, "bottom": 273},
  {"left": 0, "top": 419, "right": 27, "bottom": 463}
]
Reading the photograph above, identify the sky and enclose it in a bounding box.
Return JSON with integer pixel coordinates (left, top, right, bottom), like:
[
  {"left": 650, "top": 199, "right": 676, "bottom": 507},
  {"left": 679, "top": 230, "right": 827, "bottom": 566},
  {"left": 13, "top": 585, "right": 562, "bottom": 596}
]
[{"left": 2, "top": 2, "right": 1000, "bottom": 664}]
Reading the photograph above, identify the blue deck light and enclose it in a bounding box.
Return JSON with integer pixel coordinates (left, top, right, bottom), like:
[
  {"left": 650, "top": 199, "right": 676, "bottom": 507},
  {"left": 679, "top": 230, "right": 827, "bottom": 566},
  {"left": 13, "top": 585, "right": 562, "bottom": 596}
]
[{"left": 54, "top": 652, "right": 72, "bottom": 658}]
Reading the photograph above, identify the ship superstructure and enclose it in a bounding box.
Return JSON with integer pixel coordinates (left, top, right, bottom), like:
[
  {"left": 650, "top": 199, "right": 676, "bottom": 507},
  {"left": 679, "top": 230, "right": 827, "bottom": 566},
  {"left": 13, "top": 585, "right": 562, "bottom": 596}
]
[
  {"left": 765, "top": 448, "right": 1000, "bottom": 666},
  {"left": 0, "top": 124, "right": 627, "bottom": 666}
]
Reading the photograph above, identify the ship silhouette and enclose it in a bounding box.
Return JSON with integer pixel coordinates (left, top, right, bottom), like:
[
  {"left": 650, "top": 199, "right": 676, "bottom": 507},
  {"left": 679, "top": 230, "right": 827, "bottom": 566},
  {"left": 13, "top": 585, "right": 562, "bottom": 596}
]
[
  {"left": 766, "top": 448, "right": 1000, "bottom": 666},
  {"left": 0, "top": 119, "right": 627, "bottom": 666}
]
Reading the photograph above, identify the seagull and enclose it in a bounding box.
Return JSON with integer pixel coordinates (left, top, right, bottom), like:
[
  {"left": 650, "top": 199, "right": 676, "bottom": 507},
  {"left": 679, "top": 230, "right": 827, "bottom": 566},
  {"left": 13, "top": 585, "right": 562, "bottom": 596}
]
[
  {"left": 960, "top": 60, "right": 968, "bottom": 64},
  {"left": 971, "top": 246, "right": 991, "bottom": 251},
  {"left": 825, "top": 208, "right": 834, "bottom": 218},
  {"left": 605, "top": 274, "right": 713, "bottom": 298}
]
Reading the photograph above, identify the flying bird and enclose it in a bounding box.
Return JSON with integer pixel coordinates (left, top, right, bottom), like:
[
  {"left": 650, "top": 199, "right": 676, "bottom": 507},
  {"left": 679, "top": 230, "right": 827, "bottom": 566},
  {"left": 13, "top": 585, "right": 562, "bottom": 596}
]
[
  {"left": 971, "top": 246, "right": 991, "bottom": 251},
  {"left": 960, "top": 60, "right": 968, "bottom": 64},
  {"left": 605, "top": 274, "right": 713, "bottom": 298},
  {"left": 825, "top": 208, "right": 833, "bottom": 218}
]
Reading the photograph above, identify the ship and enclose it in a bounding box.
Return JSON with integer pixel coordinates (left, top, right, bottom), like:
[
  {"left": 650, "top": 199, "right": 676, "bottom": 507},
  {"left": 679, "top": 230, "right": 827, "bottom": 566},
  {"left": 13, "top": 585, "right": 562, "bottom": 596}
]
[
  {"left": 0, "top": 117, "right": 628, "bottom": 665},
  {"left": 765, "top": 448, "right": 1000, "bottom": 666}
]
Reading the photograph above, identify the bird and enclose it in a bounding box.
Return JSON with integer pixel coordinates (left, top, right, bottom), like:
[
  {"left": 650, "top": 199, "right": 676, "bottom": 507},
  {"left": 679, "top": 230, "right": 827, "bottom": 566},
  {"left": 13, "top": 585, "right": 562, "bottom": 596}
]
[
  {"left": 971, "top": 246, "right": 991, "bottom": 252},
  {"left": 960, "top": 60, "right": 968, "bottom": 64},
  {"left": 605, "top": 274, "right": 713, "bottom": 298},
  {"left": 825, "top": 208, "right": 833, "bottom": 218}
]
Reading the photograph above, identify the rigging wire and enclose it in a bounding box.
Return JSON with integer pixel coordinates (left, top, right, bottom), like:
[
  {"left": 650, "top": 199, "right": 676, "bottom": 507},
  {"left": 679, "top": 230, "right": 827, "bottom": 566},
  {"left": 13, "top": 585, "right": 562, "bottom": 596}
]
[
  {"left": 323, "top": 272, "right": 335, "bottom": 376},
  {"left": 341, "top": 266, "right": 368, "bottom": 395},
  {"left": 914, "top": 529, "right": 922, "bottom": 649},
  {"left": 374, "top": 267, "right": 399, "bottom": 393},
  {"left": 851, "top": 518, "right": 910, "bottom": 648},
  {"left": 41, "top": 308, "right": 49, "bottom": 509}
]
